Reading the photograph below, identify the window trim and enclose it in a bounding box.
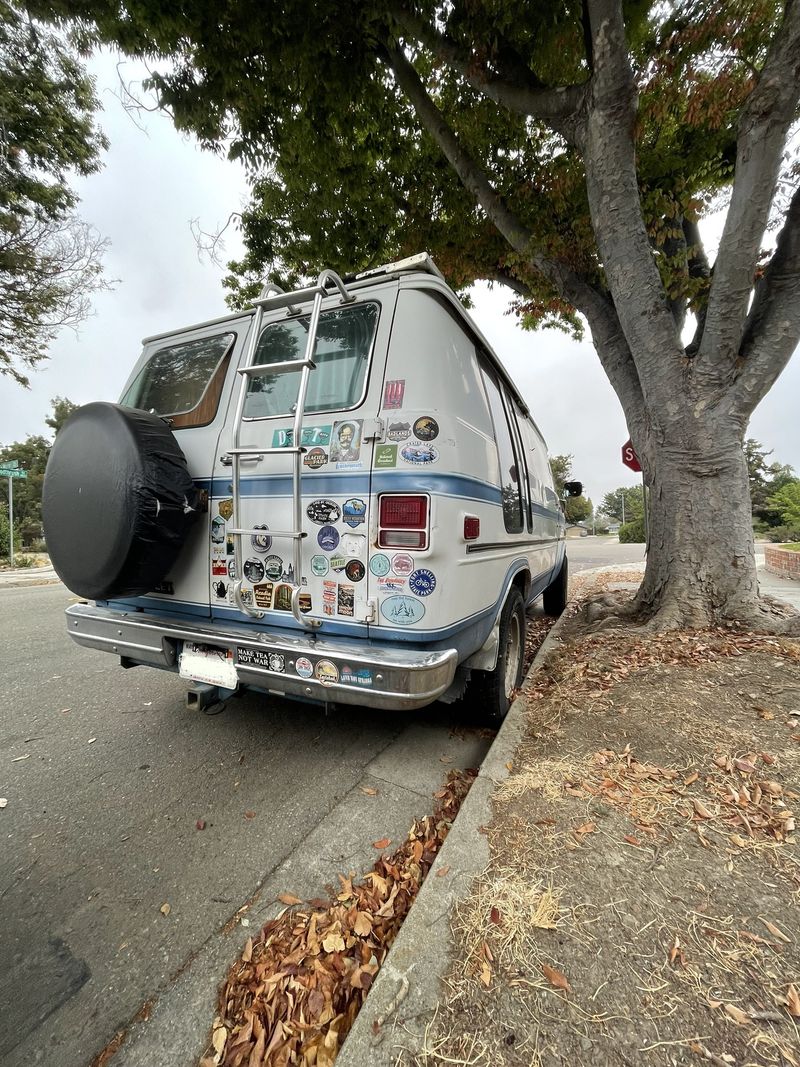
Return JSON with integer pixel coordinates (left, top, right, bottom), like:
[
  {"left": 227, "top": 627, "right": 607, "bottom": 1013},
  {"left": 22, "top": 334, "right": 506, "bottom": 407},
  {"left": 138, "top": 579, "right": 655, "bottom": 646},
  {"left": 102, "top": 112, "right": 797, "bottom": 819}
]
[
  {"left": 506, "top": 393, "right": 534, "bottom": 534},
  {"left": 242, "top": 299, "right": 381, "bottom": 422},
  {"left": 122, "top": 331, "right": 237, "bottom": 425}
]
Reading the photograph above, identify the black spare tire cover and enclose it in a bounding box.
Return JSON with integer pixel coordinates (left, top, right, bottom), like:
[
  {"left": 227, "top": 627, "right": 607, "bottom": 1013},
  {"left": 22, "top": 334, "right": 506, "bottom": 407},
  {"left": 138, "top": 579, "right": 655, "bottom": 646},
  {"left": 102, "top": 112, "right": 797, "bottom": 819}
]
[{"left": 43, "top": 403, "right": 202, "bottom": 600}]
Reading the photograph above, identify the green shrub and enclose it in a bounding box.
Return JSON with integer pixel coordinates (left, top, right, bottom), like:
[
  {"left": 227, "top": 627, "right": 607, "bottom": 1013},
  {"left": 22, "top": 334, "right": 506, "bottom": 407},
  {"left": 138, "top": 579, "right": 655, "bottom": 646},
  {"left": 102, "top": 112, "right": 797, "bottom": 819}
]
[
  {"left": 619, "top": 517, "right": 646, "bottom": 543},
  {"left": 766, "top": 525, "right": 800, "bottom": 543},
  {"left": 13, "top": 554, "right": 37, "bottom": 568}
]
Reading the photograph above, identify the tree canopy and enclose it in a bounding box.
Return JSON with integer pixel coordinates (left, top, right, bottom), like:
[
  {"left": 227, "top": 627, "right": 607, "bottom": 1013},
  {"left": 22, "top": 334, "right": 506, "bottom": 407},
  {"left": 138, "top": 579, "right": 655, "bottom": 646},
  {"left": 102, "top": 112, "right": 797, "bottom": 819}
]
[
  {"left": 0, "top": 0, "right": 109, "bottom": 385},
  {"left": 29, "top": 0, "right": 800, "bottom": 628}
]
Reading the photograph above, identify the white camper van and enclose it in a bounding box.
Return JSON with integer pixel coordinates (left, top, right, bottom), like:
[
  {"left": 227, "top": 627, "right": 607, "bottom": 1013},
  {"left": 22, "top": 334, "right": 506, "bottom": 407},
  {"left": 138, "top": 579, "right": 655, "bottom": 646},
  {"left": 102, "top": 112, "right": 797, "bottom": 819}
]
[{"left": 43, "top": 255, "right": 576, "bottom": 724}]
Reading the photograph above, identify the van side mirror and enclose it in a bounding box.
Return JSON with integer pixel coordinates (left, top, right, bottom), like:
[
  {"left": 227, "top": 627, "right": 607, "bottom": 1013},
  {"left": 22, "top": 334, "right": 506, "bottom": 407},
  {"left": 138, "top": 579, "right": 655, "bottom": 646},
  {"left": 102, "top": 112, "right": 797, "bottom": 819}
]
[{"left": 563, "top": 481, "right": 583, "bottom": 498}]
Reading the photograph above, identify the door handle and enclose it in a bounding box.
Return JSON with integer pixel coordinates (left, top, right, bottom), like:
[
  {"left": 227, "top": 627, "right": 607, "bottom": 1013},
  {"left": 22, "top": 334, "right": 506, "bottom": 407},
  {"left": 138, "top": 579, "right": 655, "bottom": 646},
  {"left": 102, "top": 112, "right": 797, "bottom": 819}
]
[{"left": 219, "top": 453, "right": 264, "bottom": 466}]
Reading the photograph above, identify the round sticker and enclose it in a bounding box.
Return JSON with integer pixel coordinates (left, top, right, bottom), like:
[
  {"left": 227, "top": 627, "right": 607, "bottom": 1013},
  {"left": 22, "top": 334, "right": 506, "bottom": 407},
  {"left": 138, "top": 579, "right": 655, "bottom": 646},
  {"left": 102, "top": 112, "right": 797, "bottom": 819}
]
[
  {"left": 311, "top": 554, "right": 330, "bottom": 576},
  {"left": 409, "top": 568, "right": 437, "bottom": 596},
  {"left": 345, "top": 559, "right": 365, "bottom": 583},
  {"left": 243, "top": 557, "right": 265, "bottom": 583},
  {"left": 263, "top": 555, "right": 284, "bottom": 580},
  {"left": 413, "top": 416, "right": 439, "bottom": 441},
  {"left": 315, "top": 659, "right": 340, "bottom": 686},
  {"left": 251, "top": 524, "right": 272, "bottom": 553},
  {"left": 307, "top": 499, "right": 341, "bottom": 525},
  {"left": 295, "top": 656, "right": 313, "bottom": 679},
  {"left": 303, "top": 447, "right": 328, "bottom": 469},
  {"left": 391, "top": 552, "right": 415, "bottom": 577},
  {"left": 369, "top": 553, "right": 391, "bottom": 577},
  {"left": 317, "top": 525, "right": 340, "bottom": 552}
]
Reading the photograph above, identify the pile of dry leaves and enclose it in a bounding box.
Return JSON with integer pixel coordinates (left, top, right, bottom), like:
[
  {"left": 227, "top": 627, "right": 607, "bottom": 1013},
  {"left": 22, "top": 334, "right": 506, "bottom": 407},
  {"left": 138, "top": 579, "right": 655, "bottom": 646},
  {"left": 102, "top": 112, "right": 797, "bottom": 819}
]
[
  {"left": 402, "top": 599, "right": 800, "bottom": 1066},
  {"left": 201, "top": 768, "right": 476, "bottom": 1067}
]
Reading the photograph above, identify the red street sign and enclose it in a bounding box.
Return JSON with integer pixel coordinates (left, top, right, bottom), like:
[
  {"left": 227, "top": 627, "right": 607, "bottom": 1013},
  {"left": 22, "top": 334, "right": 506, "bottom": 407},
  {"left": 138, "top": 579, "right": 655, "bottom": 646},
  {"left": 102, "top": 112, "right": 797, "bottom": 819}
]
[{"left": 622, "top": 439, "right": 641, "bottom": 472}]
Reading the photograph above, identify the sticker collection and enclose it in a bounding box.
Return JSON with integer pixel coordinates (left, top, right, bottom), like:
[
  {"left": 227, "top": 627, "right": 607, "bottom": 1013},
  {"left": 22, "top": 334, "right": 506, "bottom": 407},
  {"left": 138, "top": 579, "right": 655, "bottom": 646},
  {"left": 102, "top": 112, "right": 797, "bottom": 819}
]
[{"left": 209, "top": 404, "right": 443, "bottom": 637}]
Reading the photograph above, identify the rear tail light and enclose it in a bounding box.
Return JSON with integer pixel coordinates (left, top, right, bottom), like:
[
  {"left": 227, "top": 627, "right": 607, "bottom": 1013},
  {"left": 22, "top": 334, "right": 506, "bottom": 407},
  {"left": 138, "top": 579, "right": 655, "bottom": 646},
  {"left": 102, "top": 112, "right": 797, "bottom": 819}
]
[{"left": 379, "top": 494, "right": 429, "bottom": 549}]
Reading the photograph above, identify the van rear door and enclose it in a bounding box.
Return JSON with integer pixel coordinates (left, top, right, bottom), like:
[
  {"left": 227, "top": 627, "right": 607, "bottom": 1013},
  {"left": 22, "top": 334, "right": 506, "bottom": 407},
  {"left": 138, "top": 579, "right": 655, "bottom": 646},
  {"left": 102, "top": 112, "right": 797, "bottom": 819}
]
[
  {"left": 116, "top": 319, "right": 249, "bottom": 616},
  {"left": 209, "top": 284, "right": 396, "bottom": 634}
]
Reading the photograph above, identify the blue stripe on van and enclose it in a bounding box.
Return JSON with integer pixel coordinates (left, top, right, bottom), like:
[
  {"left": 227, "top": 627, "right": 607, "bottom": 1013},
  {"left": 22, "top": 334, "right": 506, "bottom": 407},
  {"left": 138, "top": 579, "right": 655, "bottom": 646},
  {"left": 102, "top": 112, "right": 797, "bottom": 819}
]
[
  {"left": 200, "top": 470, "right": 504, "bottom": 507},
  {"left": 197, "top": 471, "right": 561, "bottom": 520}
]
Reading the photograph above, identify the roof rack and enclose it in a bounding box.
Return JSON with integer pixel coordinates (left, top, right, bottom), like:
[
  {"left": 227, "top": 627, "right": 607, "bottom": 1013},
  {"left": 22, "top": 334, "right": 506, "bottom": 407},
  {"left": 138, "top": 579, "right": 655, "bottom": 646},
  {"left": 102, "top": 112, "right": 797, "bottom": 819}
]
[{"left": 354, "top": 252, "right": 445, "bottom": 283}]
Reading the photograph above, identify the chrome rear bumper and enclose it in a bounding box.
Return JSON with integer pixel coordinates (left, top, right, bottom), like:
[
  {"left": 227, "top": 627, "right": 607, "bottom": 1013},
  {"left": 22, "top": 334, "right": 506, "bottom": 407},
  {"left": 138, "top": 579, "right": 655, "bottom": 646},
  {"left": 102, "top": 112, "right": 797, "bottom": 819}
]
[{"left": 65, "top": 602, "right": 458, "bottom": 710}]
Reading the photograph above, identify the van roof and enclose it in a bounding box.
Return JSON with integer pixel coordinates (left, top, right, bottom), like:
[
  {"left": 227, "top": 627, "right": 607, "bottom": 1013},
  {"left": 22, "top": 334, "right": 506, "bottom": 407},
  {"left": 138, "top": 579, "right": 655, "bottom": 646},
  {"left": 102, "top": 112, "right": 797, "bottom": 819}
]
[{"left": 141, "top": 253, "right": 536, "bottom": 423}]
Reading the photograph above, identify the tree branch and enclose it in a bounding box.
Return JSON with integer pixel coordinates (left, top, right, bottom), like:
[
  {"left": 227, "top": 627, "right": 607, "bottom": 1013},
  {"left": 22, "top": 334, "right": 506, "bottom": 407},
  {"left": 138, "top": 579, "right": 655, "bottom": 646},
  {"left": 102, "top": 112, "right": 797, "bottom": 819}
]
[
  {"left": 391, "top": 5, "right": 586, "bottom": 142},
  {"left": 684, "top": 216, "right": 711, "bottom": 357},
  {"left": 582, "top": 0, "right": 683, "bottom": 403},
  {"left": 383, "top": 41, "right": 535, "bottom": 254},
  {"left": 383, "top": 38, "right": 647, "bottom": 435},
  {"left": 732, "top": 182, "right": 800, "bottom": 413},
  {"left": 697, "top": 0, "right": 800, "bottom": 369}
]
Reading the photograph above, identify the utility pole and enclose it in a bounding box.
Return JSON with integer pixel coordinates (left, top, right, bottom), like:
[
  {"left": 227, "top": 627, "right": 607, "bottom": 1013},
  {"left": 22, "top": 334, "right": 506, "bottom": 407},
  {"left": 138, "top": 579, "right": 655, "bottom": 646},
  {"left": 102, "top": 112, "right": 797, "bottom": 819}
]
[
  {"left": 621, "top": 491, "right": 625, "bottom": 526},
  {"left": 8, "top": 473, "right": 13, "bottom": 566}
]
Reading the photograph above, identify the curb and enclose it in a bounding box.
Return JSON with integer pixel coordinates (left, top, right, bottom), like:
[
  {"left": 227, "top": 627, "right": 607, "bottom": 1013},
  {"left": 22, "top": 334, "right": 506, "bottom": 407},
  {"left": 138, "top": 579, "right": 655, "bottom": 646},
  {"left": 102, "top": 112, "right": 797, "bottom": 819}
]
[{"left": 336, "top": 609, "right": 573, "bottom": 1066}]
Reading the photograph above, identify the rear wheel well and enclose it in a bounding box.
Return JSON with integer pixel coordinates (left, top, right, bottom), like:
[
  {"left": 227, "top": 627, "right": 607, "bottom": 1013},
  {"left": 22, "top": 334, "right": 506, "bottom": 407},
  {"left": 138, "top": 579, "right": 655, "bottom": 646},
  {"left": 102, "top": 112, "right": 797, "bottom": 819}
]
[{"left": 512, "top": 570, "right": 530, "bottom": 603}]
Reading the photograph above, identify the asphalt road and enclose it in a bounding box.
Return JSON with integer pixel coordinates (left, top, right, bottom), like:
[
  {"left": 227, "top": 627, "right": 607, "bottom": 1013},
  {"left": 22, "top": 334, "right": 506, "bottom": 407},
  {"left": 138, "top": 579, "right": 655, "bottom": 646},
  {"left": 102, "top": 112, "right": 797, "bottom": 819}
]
[
  {"left": 0, "top": 585, "right": 492, "bottom": 1066},
  {"left": 565, "top": 535, "right": 646, "bottom": 573}
]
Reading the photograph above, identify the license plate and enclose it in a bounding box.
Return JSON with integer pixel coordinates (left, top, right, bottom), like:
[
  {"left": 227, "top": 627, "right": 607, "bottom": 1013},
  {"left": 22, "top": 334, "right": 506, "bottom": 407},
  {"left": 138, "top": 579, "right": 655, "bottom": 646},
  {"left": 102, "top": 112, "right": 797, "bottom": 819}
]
[{"left": 179, "top": 642, "right": 238, "bottom": 689}]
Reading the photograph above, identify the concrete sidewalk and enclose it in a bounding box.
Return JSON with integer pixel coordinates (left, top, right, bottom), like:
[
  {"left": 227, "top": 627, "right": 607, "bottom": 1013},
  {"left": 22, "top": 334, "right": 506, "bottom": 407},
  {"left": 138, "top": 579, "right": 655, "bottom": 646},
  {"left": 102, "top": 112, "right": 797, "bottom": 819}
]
[{"left": 0, "top": 563, "right": 60, "bottom": 588}]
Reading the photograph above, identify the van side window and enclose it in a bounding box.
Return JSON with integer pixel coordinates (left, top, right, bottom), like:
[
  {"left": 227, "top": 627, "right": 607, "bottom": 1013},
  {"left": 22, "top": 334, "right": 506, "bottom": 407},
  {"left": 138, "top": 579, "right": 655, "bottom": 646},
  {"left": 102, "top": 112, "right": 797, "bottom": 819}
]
[
  {"left": 509, "top": 398, "right": 534, "bottom": 532},
  {"left": 121, "top": 332, "right": 236, "bottom": 427},
  {"left": 480, "top": 365, "right": 524, "bottom": 534},
  {"left": 244, "top": 303, "right": 379, "bottom": 419}
]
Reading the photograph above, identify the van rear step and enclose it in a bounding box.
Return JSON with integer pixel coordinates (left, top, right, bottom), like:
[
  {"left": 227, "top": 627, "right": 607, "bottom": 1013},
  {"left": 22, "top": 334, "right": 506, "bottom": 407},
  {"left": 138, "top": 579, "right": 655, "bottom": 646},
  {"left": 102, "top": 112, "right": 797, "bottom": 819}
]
[{"left": 66, "top": 603, "right": 457, "bottom": 711}]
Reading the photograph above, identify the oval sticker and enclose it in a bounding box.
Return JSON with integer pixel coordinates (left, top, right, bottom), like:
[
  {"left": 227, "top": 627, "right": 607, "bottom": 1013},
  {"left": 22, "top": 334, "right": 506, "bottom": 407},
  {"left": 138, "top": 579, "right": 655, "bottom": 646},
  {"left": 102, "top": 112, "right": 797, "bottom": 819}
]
[
  {"left": 380, "top": 596, "right": 426, "bottom": 626},
  {"left": 306, "top": 499, "right": 341, "bottom": 525}
]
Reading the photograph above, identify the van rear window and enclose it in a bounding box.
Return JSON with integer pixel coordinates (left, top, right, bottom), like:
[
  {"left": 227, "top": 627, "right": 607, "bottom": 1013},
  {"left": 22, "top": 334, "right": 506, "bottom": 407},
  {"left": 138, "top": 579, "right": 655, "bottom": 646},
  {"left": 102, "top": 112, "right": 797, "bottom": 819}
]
[
  {"left": 243, "top": 303, "right": 379, "bottom": 419},
  {"left": 122, "top": 332, "right": 235, "bottom": 421}
]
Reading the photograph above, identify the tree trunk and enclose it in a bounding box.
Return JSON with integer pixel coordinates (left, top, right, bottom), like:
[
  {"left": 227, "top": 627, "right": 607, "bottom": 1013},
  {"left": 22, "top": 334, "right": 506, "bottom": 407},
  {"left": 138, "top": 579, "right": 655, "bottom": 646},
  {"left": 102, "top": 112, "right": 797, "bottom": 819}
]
[{"left": 631, "top": 412, "right": 760, "bottom": 628}]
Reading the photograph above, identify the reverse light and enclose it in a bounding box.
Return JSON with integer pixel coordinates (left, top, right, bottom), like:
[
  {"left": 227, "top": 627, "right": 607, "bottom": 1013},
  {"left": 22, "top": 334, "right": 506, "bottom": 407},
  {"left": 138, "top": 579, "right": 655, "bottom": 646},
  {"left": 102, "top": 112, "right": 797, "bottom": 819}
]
[{"left": 378, "top": 494, "right": 429, "bottom": 550}]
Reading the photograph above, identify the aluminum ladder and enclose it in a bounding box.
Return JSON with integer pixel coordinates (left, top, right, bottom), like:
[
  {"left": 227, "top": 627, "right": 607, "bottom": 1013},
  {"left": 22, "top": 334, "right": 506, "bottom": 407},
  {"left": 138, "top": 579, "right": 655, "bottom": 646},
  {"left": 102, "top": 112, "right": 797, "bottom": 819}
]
[{"left": 226, "top": 269, "right": 355, "bottom": 629}]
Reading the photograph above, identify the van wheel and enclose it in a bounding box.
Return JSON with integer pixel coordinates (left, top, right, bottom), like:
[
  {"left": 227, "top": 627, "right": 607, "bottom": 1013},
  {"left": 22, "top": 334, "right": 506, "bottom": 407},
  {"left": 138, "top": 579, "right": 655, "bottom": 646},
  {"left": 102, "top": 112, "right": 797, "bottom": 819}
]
[
  {"left": 542, "top": 556, "right": 568, "bottom": 617},
  {"left": 469, "top": 588, "right": 526, "bottom": 727}
]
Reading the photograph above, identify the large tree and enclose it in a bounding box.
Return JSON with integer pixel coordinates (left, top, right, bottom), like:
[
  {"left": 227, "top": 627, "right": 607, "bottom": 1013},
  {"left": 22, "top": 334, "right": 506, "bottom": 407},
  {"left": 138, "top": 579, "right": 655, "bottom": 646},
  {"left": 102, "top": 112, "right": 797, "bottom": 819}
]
[
  {"left": 0, "top": 0, "right": 109, "bottom": 385},
  {"left": 34, "top": 0, "right": 800, "bottom": 628}
]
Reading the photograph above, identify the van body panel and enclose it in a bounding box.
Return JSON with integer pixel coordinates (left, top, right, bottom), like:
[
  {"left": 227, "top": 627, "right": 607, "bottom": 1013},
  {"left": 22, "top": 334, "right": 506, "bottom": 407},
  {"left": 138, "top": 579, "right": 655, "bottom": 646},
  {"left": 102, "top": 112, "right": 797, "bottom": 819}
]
[{"left": 66, "top": 257, "right": 570, "bottom": 712}]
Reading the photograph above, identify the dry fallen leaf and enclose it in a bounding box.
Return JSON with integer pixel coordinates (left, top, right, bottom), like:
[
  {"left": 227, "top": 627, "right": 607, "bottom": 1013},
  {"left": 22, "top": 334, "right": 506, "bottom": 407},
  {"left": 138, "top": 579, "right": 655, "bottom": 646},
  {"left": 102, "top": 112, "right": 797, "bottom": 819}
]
[
  {"left": 360, "top": 786, "right": 378, "bottom": 796},
  {"left": 692, "top": 798, "right": 713, "bottom": 819},
  {"left": 787, "top": 984, "right": 800, "bottom": 1018},
  {"left": 623, "top": 834, "right": 642, "bottom": 847},
  {"left": 760, "top": 917, "right": 791, "bottom": 943},
  {"left": 436, "top": 865, "right": 450, "bottom": 878},
  {"left": 244, "top": 810, "right": 256, "bottom": 819},
  {"left": 211, "top": 1024, "right": 227, "bottom": 1056},
  {"left": 160, "top": 902, "right": 171, "bottom": 917},
  {"left": 372, "top": 837, "right": 391, "bottom": 850},
  {"left": 684, "top": 771, "right": 699, "bottom": 786},
  {"left": 542, "top": 963, "right": 570, "bottom": 992},
  {"left": 241, "top": 937, "right": 253, "bottom": 963},
  {"left": 278, "top": 893, "right": 303, "bottom": 906},
  {"left": 195, "top": 819, "right": 206, "bottom": 831},
  {"left": 490, "top": 906, "right": 501, "bottom": 925},
  {"left": 724, "top": 1003, "right": 750, "bottom": 1026}
]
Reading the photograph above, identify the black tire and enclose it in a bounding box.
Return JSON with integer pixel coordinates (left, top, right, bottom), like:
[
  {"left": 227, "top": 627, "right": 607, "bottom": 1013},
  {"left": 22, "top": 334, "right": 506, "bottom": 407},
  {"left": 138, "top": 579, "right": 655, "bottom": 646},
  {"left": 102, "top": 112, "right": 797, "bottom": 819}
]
[
  {"left": 542, "top": 555, "right": 568, "bottom": 617},
  {"left": 468, "top": 587, "right": 526, "bottom": 727},
  {"left": 43, "top": 403, "right": 201, "bottom": 600}
]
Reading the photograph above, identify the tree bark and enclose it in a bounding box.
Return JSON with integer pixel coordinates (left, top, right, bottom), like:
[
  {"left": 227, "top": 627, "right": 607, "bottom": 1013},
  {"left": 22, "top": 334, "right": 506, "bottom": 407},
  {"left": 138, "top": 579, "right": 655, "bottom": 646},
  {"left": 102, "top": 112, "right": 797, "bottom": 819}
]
[{"left": 629, "top": 412, "right": 758, "bottom": 627}]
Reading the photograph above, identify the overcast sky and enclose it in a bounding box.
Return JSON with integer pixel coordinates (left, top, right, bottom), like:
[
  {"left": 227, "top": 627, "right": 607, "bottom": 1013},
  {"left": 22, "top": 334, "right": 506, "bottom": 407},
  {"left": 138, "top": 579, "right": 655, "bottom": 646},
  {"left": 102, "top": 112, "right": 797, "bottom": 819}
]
[{"left": 1, "top": 50, "right": 798, "bottom": 508}]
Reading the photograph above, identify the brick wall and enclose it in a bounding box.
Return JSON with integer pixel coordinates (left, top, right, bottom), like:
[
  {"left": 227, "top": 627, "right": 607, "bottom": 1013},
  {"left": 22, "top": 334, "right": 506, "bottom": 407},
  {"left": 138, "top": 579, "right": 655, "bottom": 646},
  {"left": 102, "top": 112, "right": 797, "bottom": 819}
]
[{"left": 765, "top": 546, "right": 800, "bottom": 580}]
